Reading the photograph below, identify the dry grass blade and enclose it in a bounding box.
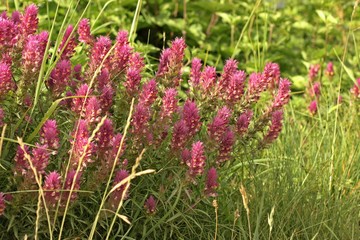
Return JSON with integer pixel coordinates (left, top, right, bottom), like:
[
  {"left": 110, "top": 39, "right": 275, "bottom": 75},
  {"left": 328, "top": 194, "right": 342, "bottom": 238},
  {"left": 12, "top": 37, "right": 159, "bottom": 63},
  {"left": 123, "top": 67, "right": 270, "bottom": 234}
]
[
  {"left": 0, "top": 124, "right": 7, "bottom": 170},
  {"left": 17, "top": 137, "right": 53, "bottom": 240}
]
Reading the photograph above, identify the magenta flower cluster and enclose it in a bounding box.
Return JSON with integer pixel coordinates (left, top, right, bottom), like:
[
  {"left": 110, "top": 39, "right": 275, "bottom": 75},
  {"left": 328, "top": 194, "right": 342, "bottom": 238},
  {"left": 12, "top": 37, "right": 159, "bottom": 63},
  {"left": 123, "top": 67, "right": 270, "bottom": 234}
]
[{"left": 0, "top": 5, "right": 292, "bottom": 217}]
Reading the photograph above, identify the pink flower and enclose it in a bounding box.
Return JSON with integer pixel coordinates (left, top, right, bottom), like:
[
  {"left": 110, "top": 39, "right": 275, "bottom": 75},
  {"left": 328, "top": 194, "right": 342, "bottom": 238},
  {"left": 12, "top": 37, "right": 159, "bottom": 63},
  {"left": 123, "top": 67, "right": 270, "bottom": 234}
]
[
  {"left": 0, "top": 62, "right": 16, "bottom": 95},
  {"left": 181, "top": 100, "right": 201, "bottom": 136},
  {"left": 0, "top": 192, "right": 6, "bottom": 216},
  {"left": 236, "top": 110, "right": 253, "bottom": 136},
  {"left": 111, "top": 30, "right": 132, "bottom": 74},
  {"left": 309, "top": 82, "right": 321, "bottom": 98},
  {"left": 71, "top": 64, "right": 83, "bottom": 88},
  {"left": 99, "top": 84, "right": 114, "bottom": 113},
  {"left": 89, "top": 36, "right": 112, "bottom": 74},
  {"left": 181, "top": 149, "right": 191, "bottom": 165},
  {"left": 63, "top": 170, "right": 82, "bottom": 202},
  {"left": 248, "top": 72, "right": 263, "bottom": 100},
  {"left": 264, "top": 110, "right": 283, "bottom": 144},
  {"left": 217, "top": 129, "right": 235, "bottom": 164},
  {"left": 132, "top": 103, "right": 151, "bottom": 134},
  {"left": 78, "top": 18, "right": 93, "bottom": 44},
  {"left": 272, "top": 78, "right": 291, "bottom": 109},
  {"left": 156, "top": 38, "right": 186, "bottom": 87},
  {"left": 226, "top": 70, "right": 246, "bottom": 104},
  {"left": 14, "top": 145, "right": 30, "bottom": 176},
  {"left": 0, "top": 17, "right": 17, "bottom": 47},
  {"left": 96, "top": 118, "right": 114, "bottom": 152},
  {"left": 139, "top": 79, "right": 158, "bottom": 106},
  {"left": 171, "top": 120, "right": 189, "bottom": 150},
  {"left": 309, "top": 64, "right": 320, "bottom": 82},
  {"left": 84, "top": 97, "right": 102, "bottom": 123},
  {"left": 218, "top": 59, "right": 238, "bottom": 93},
  {"left": 48, "top": 59, "right": 72, "bottom": 95},
  {"left": 159, "top": 88, "right": 178, "bottom": 121},
  {"left": 11, "top": 11, "right": 21, "bottom": 25},
  {"left": 58, "top": 25, "right": 77, "bottom": 59},
  {"left": 263, "top": 62, "right": 280, "bottom": 88},
  {"left": 21, "top": 4, "right": 38, "bottom": 37},
  {"left": 43, "top": 171, "right": 62, "bottom": 208},
  {"left": 109, "top": 170, "right": 130, "bottom": 208},
  {"left": 97, "top": 68, "right": 110, "bottom": 91},
  {"left": 187, "top": 141, "right": 206, "bottom": 177},
  {"left": 325, "top": 62, "right": 334, "bottom": 77},
  {"left": 22, "top": 31, "right": 49, "bottom": 77},
  {"left": 70, "top": 120, "right": 94, "bottom": 169},
  {"left": 31, "top": 144, "right": 50, "bottom": 174},
  {"left": 71, "top": 84, "right": 92, "bottom": 115},
  {"left": 208, "top": 107, "right": 232, "bottom": 142},
  {"left": 40, "top": 120, "right": 59, "bottom": 151},
  {"left": 124, "top": 66, "right": 142, "bottom": 96},
  {"left": 204, "top": 167, "right": 218, "bottom": 197},
  {"left": 190, "top": 58, "right": 202, "bottom": 86},
  {"left": 308, "top": 100, "right": 318, "bottom": 115},
  {"left": 200, "top": 66, "right": 217, "bottom": 93},
  {"left": 350, "top": 78, "right": 360, "bottom": 98},
  {"left": 144, "top": 195, "right": 157, "bottom": 214},
  {"left": 110, "top": 133, "right": 126, "bottom": 161}
]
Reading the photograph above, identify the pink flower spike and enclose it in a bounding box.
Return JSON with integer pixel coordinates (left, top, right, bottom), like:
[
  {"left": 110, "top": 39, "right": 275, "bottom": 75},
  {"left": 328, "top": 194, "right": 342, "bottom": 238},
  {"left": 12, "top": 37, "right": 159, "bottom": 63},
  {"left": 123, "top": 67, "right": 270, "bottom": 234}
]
[
  {"left": 131, "top": 103, "right": 151, "bottom": 136},
  {"left": 309, "top": 64, "right": 320, "bottom": 82},
  {"left": 182, "top": 100, "right": 201, "bottom": 136},
  {"left": 0, "top": 17, "right": 17, "bottom": 47},
  {"left": 84, "top": 97, "right": 102, "bottom": 123},
  {"left": 112, "top": 30, "right": 132, "bottom": 73},
  {"left": 187, "top": 141, "right": 206, "bottom": 177},
  {"left": 264, "top": 110, "right": 284, "bottom": 144},
  {"left": 236, "top": 110, "right": 253, "bottom": 136},
  {"left": 190, "top": 58, "right": 202, "bottom": 86},
  {"left": 96, "top": 118, "right": 114, "bottom": 151},
  {"left": 110, "top": 133, "right": 126, "bottom": 161},
  {"left": 43, "top": 171, "right": 61, "bottom": 208},
  {"left": 217, "top": 128, "right": 235, "bottom": 164},
  {"left": 109, "top": 170, "right": 130, "bottom": 208},
  {"left": 64, "top": 170, "right": 82, "bottom": 202},
  {"left": 139, "top": 79, "right": 158, "bottom": 106},
  {"left": 310, "top": 82, "right": 321, "bottom": 98},
  {"left": 218, "top": 59, "right": 238, "bottom": 93},
  {"left": 89, "top": 36, "right": 112, "bottom": 73},
  {"left": 78, "top": 18, "right": 93, "bottom": 44},
  {"left": 71, "top": 84, "right": 92, "bottom": 115},
  {"left": 226, "top": 70, "right": 246, "bottom": 104},
  {"left": 31, "top": 144, "right": 50, "bottom": 174},
  {"left": 40, "top": 120, "right": 60, "bottom": 151},
  {"left": 171, "top": 120, "right": 189, "bottom": 151},
  {"left": 325, "top": 62, "right": 334, "bottom": 77},
  {"left": 14, "top": 145, "right": 30, "bottom": 176},
  {"left": 263, "top": 62, "right": 280, "bottom": 88},
  {"left": 48, "top": 59, "right": 72, "bottom": 95},
  {"left": 0, "top": 62, "right": 16, "bottom": 96},
  {"left": 124, "top": 67, "right": 142, "bottom": 96},
  {"left": 97, "top": 68, "right": 110, "bottom": 91},
  {"left": 200, "top": 66, "right": 217, "bottom": 92},
  {"left": 99, "top": 84, "right": 114, "bottom": 113},
  {"left": 159, "top": 88, "right": 178, "bottom": 121},
  {"left": 204, "top": 167, "right": 218, "bottom": 197},
  {"left": 58, "top": 25, "right": 77, "bottom": 59},
  {"left": 22, "top": 31, "right": 49, "bottom": 77},
  {"left": 248, "top": 72, "right": 263, "bottom": 100},
  {"left": 21, "top": 4, "right": 38, "bottom": 37},
  {"left": 308, "top": 100, "right": 318, "bottom": 115},
  {"left": 181, "top": 149, "right": 191, "bottom": 165},
  {"left": 350, "top": 78, "right": 360, "bottom": 98},
  {"left": 208, "top": 107, "right": 232, "bottom": 142},
  {"left": 272, "top": 78, "right": 291, "bottom": 109},
  {"left": 144, "top": 195, "right": 157, "bottom": 214}
]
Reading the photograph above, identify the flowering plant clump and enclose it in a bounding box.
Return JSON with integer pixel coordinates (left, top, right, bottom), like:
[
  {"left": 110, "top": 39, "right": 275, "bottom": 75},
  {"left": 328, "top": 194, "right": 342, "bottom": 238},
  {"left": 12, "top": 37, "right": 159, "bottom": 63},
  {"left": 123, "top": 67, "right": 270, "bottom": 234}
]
[{"left": 0, "top": 4, "right": 291, "bottom": 237}]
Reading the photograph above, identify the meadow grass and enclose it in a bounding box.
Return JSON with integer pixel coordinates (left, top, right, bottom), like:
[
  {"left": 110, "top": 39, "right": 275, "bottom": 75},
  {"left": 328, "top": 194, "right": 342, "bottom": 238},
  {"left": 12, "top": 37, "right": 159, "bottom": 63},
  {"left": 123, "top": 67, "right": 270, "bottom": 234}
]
[{"left": 0, "top": 0, "right": 359, "bottom": 239}]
